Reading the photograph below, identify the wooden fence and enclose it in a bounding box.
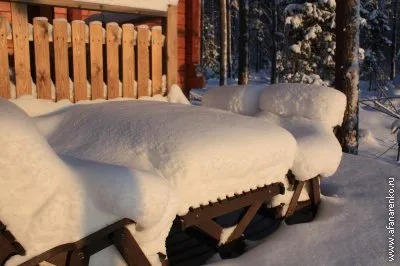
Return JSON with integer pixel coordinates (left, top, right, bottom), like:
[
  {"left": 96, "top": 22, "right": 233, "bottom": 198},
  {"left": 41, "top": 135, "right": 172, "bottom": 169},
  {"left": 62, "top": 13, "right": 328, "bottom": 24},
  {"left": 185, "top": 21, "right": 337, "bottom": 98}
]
[{"left": 0, "top": 4, "right": 167, "bottom": 102}]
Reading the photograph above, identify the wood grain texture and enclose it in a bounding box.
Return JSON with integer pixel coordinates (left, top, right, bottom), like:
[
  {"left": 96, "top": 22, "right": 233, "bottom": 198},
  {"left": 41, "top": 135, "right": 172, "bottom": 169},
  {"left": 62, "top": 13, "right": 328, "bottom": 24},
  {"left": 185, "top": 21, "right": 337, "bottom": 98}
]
[
  {"left": 0, "top": 14, "right": 10, "bottom": 99},
  {"left": 72, "top": 20, "right": 88, "bottom": 102},
  {"left": 33, "top": 17, "right": 51, "bottom": 100},
  {"left": 11, "top": 2, "right": 31, "bottom": 97},
  {"left": 137, "top": 26, "right": 149, "bottom": 97},
  {"left": 122, "top": 24, "right": 135, "bottom": 98},
  {"left": 89, "top": 22, "right": 104, "bottom": 99},
  {"left": 151, "top": 27, "right": 162, "bottom": 96},
  {"left": 53, "top": 19, "right": 70, "bottom": 101},
  {"left": 106, "top": 23, "right": 119, "bottom": 99}
]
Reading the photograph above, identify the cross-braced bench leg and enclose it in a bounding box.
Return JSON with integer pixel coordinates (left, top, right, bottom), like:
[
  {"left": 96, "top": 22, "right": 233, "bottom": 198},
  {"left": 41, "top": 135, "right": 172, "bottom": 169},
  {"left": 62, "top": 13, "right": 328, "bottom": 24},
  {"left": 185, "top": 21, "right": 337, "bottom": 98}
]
[{"left": 285, "top": 176, "right": 321, "bottom": 225}]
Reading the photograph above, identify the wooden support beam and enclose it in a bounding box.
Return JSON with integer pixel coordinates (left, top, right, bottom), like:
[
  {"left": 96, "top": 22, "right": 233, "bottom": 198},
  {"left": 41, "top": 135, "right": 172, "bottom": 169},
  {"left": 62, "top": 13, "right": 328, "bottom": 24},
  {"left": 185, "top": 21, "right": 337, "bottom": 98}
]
[
  {"left": 285, "top": 181, "right": 305, "bottom": 218},
  {"left": 166, "top": 5, "right": 178, "bottom": 91}
]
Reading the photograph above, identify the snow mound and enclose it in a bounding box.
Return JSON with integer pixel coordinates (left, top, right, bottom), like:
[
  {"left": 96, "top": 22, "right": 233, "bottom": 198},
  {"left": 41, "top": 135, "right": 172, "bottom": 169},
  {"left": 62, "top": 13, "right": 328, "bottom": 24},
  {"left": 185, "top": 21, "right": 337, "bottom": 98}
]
[
  {"left": 259, "top": 83, "right": 346, "bottom": 129},
  {"left": 202, "top": 85, "right": 265, "bottom": 116},
  {"left": 0, "top": 99, "right": 179, "bottom": 265},
  {"left": 255, "top": 111, "right": 342, "bottom": 180},
  {"left": 359, "top": 128, "right": 379, "bottom": 146},
  {"left": 35, "top": 101, "right": 297, "bottom": 215}
]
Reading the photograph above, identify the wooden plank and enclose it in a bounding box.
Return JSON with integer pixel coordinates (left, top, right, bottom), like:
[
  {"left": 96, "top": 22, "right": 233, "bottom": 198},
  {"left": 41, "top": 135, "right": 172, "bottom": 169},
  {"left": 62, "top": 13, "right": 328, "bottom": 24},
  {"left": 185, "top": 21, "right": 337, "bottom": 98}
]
[
  {"left": 53, "top": 19, "right": 70, "bottom": 101},
  {"left": 89, "top": 21, "right": 104, "bottom": 100},
  {"left": 6, "top": 0, "right": 168, "bottom": 17},
  {"left": 195, "top": 220, "right": 223, "bottom": 241},
  {"left": 285, "top": 181, "right": 305, "bottom": 218},
  {"left": 33, "top": 17, "right": 51, "bottom": 100},
  {"left": 226, "top": 201, "right": 263, "bottom": 244},
  {"left": 122, "top": 23, "right": 135, "bottom": 98},
  {"left": 0, "top": 14, "right": 10, "bottom": 99},
  {"left": 137, "top": 26, "right": 149, "bottom": 97},
  {"left": 106, "top": 22, "right": 119, "bottom": 99},
  {"left": 151, "top": 26, "right": 162, "bottom": 96},
  {"left": 167, "top": 5, "right": 178, "bottom": 91},
  {"left": 72, "top": 20, "right": 88, "bottom": 102},
  {"left": 11, "top": 2, "right": 31, "bottom": 97},
  {"left": 310, "top": 176, "right": 321, "bottom": 206}
]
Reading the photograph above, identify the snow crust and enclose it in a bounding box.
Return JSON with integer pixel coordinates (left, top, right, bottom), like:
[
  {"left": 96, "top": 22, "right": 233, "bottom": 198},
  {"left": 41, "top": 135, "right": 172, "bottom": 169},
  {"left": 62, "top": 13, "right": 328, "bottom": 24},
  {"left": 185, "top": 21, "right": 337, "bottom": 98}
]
[
  {"left": 202, "top": 85, "right": 264, "bottom": 116},
  {"left": 34, "top": 101, "right": 297, "bottom": 215},
  {"left": 0, "top": 99, "right": 179, "bottom": 265},
  {"left": 259, "top": 83, "right": 346, "bottom": 129}
]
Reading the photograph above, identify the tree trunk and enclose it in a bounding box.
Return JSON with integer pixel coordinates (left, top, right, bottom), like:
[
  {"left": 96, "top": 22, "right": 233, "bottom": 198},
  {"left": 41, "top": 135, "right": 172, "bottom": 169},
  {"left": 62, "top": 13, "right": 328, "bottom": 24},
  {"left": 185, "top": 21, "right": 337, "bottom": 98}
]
[
  {"left": 227, "top": 0, "right": 233, "bottom": 79},
  {"left": 200, "top": 0, "right": 205, "bottom": 67},
  {"left": 220, "top": 0, "right": 228, "bottom": 85},
  {"left": 238, "top": 0, "right": 249, "bottom": 85},
  {"left": 335, "top": 0, "right": 360, "bottom": 155},
  {"left": 270, "top": 0, "right": 278, "bottom": 84},
  {"left": 391, "top": 0, "right": 398, "bottom": 80}
]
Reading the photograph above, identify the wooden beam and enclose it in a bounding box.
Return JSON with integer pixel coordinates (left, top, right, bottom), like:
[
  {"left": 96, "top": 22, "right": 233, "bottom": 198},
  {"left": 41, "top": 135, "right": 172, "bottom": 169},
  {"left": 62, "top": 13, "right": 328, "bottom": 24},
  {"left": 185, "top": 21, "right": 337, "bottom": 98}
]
[
  {"left": 5, "top": 0, "right": 168, "bottom": 17},
  {"left": 53, "top": 19, "right": 70, "bottom": 101},
  {"left": 72, "top": 20, "right": 88, "bottom": 102},
  {"left": 122, "top": 24, "right": 135, "bottom": 98},
  {"left": 166, "top": 5, "right": 178, "bottom": 91}
]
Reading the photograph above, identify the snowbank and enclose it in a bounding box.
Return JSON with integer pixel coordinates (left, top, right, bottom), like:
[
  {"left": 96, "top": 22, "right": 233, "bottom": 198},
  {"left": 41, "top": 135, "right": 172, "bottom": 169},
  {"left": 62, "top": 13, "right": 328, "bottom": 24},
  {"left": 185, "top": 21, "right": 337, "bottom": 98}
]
[
  {"left": 202, "top": 85, "right": 265, "bottom": 116},
  {"left": 0, "top": 99, "right": 179, "bottom": 265},
  {"left": 259, "top": 83, "right": 346, "bottom": 129},
  {"left": 255, "top": 111, "right": 342, "bottom": 180},
  {"left": 34, "top": 101, "right": 297, "bottom": 215}
]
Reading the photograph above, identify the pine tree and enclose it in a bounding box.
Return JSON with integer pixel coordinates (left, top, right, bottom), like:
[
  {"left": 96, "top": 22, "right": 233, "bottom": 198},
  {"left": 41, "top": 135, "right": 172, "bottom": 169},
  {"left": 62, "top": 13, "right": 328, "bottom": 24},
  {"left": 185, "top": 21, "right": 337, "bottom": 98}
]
[
  {"left": 220, "top": 0, "right": 228, "bottom": 85},
  {"left": 238, "top": 0, "right": 249, "bottom": 85}
]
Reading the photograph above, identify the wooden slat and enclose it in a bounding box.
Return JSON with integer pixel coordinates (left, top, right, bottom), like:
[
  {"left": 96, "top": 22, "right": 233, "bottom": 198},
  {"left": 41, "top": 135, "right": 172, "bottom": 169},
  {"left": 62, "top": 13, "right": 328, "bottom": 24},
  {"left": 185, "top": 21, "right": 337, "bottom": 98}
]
[
  {"left": 53, "top": 19, "right": 70, "bottom": 101},
  {"left": 226, "top": 201, "right": 263, "bottom": 244},
  {"left": 285, "top": 181, "right": 305, "bottom": 218},
  {"left": 89, "top": 21, "right": 104, "bottom": 100},
  {"left": 122, "top": 24, "right": 135, "bottom": 98},
  {"left": 33, "top": 17, "right": 51, "bottom": 100},
  {"left": 310, "top": 176, "right": 321, "bottom": 206},
  {"left": 72, "top": 20, "right": 87, "bottom": 102},
  {"left": 0, "top": 14, "right": 10, "bottom": 99},
  {"left": 137, "top": 26, "right": 149, "bottom": 97},
  {"left": 151, "top": 26, "right": 162, "bottom": 96},
  {"left": 167, "top": 5, "right": 178, "bottom": 90},
  {"left": 195, "top": 220, "right": 223, "bottom": 241},
  {"left": 106, "top": 22, "right": 119, "bottom": 99},
  {"left": 11, "top": 2, "right": 31, "bottom": 97}
]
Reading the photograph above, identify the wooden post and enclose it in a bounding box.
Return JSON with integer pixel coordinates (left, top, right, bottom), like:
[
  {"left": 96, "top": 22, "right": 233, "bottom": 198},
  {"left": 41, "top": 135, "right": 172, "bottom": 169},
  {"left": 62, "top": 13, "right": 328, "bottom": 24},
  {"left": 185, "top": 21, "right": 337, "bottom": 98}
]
[
  {"left": 11, "top": 3, "right": 32, "bottom": 97},
  {"left": 137, "top": 25, "right": 149, "bottom": 97},
  {"left": 89, "top": 21, "right": 104, "bottom": 100},
  {"left": 122, "top": 24, "right": 135, "bottom": 98},
  {"left": 151, "top": 26, "right": 162, "bottom": 96},
  {"left": 167, "top": 5, "right": 178, "bottom": 91},
  {"left": 33, "top": 17, "right": 51, "bottom": 100},
  {"left": 106, "top": 22, "right": 120, "bottom": 99},
  {"left": 72, "top": 20, "right": 88, "bottom": 102},
  {"left": 0, "top": 14, "right": 10, "bottom": 99},
  {"left": 53, "top": 19, "right": 70, "bottom": 101}
]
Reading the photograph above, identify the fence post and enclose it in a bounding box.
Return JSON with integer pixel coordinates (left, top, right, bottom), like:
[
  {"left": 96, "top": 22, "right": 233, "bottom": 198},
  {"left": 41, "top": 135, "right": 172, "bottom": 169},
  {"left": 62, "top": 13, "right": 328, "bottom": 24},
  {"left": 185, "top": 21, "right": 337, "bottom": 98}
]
[
  {"left": 122, "top": 24, "right": 135, "bottom": 98},
  {"left": 0, "top": 14, "right": 10, "bottom": 99},
  {"left": 137, "top": 25, "right": 149, "bottom": 97},
  {"left": 151, "top": 26, "right": 162, "bottom": 96},
  {"left": 167, "top": 5, "right": 178, "bottom": 91}
]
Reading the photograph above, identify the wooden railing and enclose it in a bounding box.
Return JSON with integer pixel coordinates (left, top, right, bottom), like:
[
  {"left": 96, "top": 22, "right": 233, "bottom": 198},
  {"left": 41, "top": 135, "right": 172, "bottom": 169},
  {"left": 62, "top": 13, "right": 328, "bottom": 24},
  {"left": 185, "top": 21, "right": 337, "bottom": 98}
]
[{"left": 0, "top": 4, "right": 167, "bottom": 102}]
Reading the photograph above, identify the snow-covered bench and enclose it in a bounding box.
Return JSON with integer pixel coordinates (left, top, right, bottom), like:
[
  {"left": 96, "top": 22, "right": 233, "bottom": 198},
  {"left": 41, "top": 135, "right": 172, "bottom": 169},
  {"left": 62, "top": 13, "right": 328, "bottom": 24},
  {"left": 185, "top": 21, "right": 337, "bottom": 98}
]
[
  {"left": 0, "top": 99, "right": 180, "bottom": 265},
  {"left": 203, "top": 83, "right": 346, "bottom": 224},
  {"left": 1, "top": 95, "right": 297, "bottom": 265}
]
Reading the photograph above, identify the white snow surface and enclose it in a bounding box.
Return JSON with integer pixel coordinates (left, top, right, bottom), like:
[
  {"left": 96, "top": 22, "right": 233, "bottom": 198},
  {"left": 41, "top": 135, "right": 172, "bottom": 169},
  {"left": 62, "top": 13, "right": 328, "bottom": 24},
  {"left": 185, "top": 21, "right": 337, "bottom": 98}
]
[
  {"left": 202, "top": 85, "right": 264, "bottom": 116},
  {"left": 34, "top": 101, "right": 297, "bottom": 215},
  {"left": 255, "top": 111, "right": 343, "bottom": 181},
  {"left": 0, "top": 99, "right": 179, "bottom": 265},
  {"left": 259, "top": 83, "right": 346, "bottom": 129}
]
